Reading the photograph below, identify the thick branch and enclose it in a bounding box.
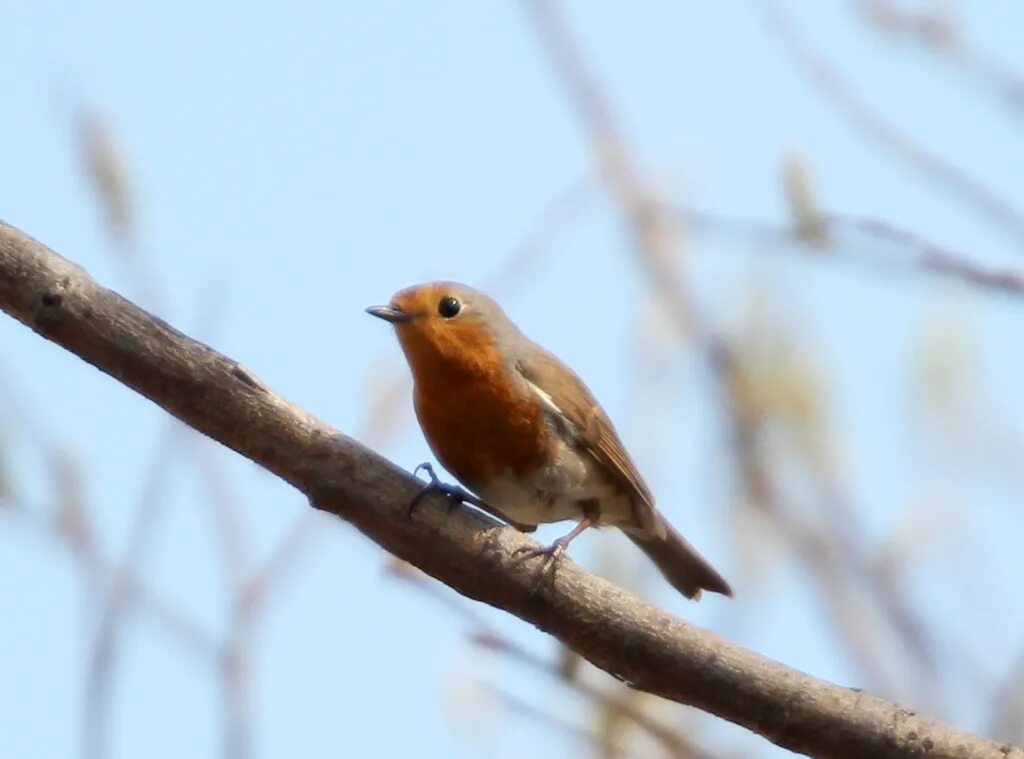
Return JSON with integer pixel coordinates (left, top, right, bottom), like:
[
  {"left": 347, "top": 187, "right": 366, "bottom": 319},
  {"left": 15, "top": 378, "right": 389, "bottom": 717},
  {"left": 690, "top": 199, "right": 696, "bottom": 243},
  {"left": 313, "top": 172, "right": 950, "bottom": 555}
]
[{"left": 0, "top": 221, "right": 1017, "bottom": 759}]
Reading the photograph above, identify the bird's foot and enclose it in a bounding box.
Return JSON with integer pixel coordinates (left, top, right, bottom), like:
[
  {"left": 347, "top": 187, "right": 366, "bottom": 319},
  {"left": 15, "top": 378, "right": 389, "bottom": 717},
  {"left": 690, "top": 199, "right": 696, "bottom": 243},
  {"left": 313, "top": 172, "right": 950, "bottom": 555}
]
[
  {"left": 511, "top": 538, "right": 571, "bottom": 596},
  {"left": 408, "top": 463, "right": 540, "bottom": 534},
  {"left": 409, "top": 462, "right": 479, "bottom": 519},
  {"left": 509, "top": 518, "right": 593, "bottom": 596}
]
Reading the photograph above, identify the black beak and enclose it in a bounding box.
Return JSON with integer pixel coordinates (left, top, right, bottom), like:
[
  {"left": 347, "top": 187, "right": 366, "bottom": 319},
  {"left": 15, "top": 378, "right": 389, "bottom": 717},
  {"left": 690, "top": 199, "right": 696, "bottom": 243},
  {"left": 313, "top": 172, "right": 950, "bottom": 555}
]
[{"left": 365, "top": 304, "right": 413, "bottom": 324}]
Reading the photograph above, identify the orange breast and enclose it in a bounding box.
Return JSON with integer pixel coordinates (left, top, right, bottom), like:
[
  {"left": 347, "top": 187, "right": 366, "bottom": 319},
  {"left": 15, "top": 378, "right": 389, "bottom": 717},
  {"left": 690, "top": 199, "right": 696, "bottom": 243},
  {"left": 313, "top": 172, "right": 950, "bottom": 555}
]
[{"left": 412, "top": 362, "right": 550, "bottom": 490}]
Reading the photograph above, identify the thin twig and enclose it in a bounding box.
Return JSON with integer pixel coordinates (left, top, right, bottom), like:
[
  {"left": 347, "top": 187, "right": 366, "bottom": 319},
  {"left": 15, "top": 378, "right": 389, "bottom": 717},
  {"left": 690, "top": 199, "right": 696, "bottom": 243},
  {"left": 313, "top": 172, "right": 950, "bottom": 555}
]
[
  {"left": 7, "top": 498, "right": 216, "bottom": 660},
  {"left": 487, "top": 687, "right": 609, "bottom": 754},
  {"left": 83, "top": 419, "right": 192, "bottom": 759},
  {"left": 853, "top": 0, "right": 1024, "bottom": 115},
  {"left": 475, "top": 632, "right": 715, "bottom": 759},
  {"left": 390, "top": 564, "right": 712, "bottom": 758},
  {"left": 81, "top": 282, "right": 244, "bottom": 759},
  {"left": 483, "top": 174, "right": 594, "bottom": 292},
  {"left": 520, "top": 0, "right": 710, "bottom": 345},
  {"left": 762, "top": 1, "right": 1024, "bottom": 245},
  {"left": 675, "top": 207, "right": 1024, "bottom": 295}
]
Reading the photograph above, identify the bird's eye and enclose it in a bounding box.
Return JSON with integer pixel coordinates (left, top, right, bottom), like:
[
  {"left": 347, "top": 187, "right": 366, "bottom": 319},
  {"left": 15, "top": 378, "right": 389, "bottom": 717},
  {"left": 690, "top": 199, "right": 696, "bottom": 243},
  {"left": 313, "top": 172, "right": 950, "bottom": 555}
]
[{"left": 438, "top": 296, "right": 461, "bottom": 318}]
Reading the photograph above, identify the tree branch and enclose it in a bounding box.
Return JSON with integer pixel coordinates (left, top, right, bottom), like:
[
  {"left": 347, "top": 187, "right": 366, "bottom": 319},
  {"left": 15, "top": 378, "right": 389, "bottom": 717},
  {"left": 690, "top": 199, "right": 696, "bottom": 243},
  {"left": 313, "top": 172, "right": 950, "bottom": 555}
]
[
  {"left": 675, "top": 208, "right": 1024, "bottom": 297},
  {"left": 0, "top": 220, "right": 1017, "bottom": 759}
]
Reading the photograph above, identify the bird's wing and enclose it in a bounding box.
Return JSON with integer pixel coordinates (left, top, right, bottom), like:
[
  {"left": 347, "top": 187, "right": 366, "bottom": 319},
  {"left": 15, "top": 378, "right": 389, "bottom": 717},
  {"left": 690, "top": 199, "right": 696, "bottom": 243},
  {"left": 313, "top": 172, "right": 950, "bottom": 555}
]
[{"left": 513, "top": 343, "right": 659, "bottom": 531}]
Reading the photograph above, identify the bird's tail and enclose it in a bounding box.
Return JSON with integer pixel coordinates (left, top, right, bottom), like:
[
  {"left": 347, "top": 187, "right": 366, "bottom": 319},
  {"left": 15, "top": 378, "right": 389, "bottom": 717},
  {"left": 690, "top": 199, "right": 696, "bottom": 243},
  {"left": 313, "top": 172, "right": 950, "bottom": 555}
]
[{"left": 625, "top": 515, "right": 732, "bottom": 600}]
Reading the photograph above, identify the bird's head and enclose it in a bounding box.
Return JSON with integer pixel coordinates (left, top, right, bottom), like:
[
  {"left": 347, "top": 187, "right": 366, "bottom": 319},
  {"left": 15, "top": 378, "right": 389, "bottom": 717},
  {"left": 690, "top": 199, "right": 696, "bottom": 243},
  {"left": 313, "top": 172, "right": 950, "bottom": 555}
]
[{"left": 366, "top": 282, "right": 517, "bottom": 378}]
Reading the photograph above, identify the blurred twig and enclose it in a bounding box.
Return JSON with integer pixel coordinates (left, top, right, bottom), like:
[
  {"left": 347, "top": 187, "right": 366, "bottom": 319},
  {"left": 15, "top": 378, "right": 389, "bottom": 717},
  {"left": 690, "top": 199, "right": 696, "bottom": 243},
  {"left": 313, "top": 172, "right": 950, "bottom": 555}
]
[
  {"left": 74, "top": 104, "right": 260, "bottom": 759},
  {"left": 0, "top": 347, "right": 221, "bottom": 759},
  {"left": 488, "top": 687, "right": 611, "bottom": 755},
  {"left": 520, "top": 0, "right": 709, "bottom": 345},
  {"left": 74, "top": 106, "right": 165, "bottom": 310},
  {"left": 475, "top": 632, "right": 716, "bottom": 759},
  {"left": 855, "top": 0, "right": 1024, "bottom": 114},
  {"left": 389, "top": 562, "right": 708, "bottom": 758},
  {"left": 783, "top": 153, "right": 828, "bottom": 246},
  {"left": 236, "top": 355, "right": 411, "bottom": 633},
  {"left": 762, "top": 1, "right": 1024, "bottom": 245},
  {"left": 7, "top": 492, "right": 216, "bottom": 661},
  {"left": 83, "top": 419, "right": 193, "bottom": 759},
  {"left": 726, "top": 353, "right": 908, "bottom": 697},
  {"left": 729, "top": 293, "right": 948, "bottom": 707},
  {"left": 483, "top": 174, "right": 594, "bottom": 292},
  {"left": 674, "top": 206, "right": 1024, "bottom": 296},
  {"left": 75, "top": 108, "right": 136, "bottom": 252}
]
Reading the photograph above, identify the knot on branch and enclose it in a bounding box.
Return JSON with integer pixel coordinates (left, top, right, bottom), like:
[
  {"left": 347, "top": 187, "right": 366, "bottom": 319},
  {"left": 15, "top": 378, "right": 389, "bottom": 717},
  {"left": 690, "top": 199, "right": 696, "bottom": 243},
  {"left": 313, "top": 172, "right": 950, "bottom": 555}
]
[{"left": 33, "top": 276, "right": 88, "bottom": 325}]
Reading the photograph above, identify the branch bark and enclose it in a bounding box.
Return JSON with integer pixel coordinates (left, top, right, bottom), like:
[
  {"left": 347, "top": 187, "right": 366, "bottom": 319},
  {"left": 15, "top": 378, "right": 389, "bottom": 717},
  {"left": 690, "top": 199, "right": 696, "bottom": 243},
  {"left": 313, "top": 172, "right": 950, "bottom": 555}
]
[{"left": 0, "top": 220, "right": 1017, "bottom": 759}]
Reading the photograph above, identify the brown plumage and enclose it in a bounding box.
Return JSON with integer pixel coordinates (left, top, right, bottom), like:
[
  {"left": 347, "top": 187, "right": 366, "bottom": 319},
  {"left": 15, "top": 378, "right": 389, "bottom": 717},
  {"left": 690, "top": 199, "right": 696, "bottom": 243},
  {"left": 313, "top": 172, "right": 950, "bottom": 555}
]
[
  {"left": 367, "top": 282, "right": 732, "bottom": 600},
  {"left": 389, "top": 284, "right": 553, "bottom": 488}
]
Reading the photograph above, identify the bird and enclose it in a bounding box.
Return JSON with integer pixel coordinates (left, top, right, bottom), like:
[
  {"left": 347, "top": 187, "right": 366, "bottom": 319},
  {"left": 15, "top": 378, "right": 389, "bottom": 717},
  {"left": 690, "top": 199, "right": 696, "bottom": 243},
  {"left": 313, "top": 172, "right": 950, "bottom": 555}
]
[{"left": 366, "top": 282, "right": 732, "bottom": 600}]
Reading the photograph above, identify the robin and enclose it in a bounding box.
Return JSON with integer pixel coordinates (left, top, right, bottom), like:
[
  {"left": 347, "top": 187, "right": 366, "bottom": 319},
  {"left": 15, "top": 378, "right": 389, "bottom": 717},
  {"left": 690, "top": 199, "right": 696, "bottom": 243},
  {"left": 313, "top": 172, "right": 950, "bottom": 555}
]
[{"left": 366, "top": 282, "right": 732, "bottom": 600}]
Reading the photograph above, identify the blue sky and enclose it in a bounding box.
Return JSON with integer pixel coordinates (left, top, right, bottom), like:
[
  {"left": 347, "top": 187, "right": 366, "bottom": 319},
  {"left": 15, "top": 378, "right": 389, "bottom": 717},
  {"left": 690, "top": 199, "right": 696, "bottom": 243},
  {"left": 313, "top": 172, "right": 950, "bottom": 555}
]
[{"left": 2, "top": 2, "right": 1023, "bottom": 757}]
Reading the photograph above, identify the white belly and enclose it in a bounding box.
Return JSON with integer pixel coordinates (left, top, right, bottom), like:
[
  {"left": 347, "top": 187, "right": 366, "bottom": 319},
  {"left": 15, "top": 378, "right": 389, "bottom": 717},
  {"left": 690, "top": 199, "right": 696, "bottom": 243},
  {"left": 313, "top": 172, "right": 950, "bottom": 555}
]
[{"left": 474, "top": 438, "right": 636, "bottom": 528}]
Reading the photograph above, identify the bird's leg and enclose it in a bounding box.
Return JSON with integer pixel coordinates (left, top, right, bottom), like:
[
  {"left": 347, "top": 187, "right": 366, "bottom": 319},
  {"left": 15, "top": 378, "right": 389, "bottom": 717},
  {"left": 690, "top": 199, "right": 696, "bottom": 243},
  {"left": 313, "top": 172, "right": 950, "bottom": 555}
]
[
  {"left": 513, "top": 517, "right": 593, "bottom": 560},
  {"left": 512, "top": 517, "right": 594, "bottom": 592},
  {"left": 408, "top": 463, "right": 537, "bottom": 533}
]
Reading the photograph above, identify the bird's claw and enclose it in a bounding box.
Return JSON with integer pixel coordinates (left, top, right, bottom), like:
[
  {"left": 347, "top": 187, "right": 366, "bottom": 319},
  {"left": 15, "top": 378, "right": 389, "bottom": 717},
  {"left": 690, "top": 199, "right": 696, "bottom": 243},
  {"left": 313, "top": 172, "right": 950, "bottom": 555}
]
[
  {"left": 511, "top": 540, "right": 569, "bottom": 597},
  {"left": 412, "top": 462, "right": 439, "bottom": 483},
  {"left": 511, "top": 541, "right": 567, "bottom": 562},
  {"left": 407, "top": 463, "right": 541, "bottom": 535},
  {"left": 409, "top": 462, "right": 472, "bottom": 519}
]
